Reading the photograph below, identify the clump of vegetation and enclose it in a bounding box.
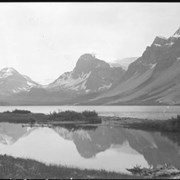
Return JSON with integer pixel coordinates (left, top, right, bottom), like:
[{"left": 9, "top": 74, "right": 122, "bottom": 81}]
[
  {"left": 12, "top": 109, "right": 32, "bottom": 114},
  {"left": 126, "top": 115, "right": 180, "bottom": 132},
  {"left": 3, "top": 109, "right": 31, "bottom": 114},
  {"left": 0, "top": 110, "right": 48, "bottom": 124},
  {"left": 49, "top": 110, "right": 101, "bottom": 123},
  {"left": 0, "top": 155, "right": 140, "bottom": 179}
]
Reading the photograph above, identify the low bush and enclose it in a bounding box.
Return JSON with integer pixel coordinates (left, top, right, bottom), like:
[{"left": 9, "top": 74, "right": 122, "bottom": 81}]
[{"left": 10, "top": 109, "right": 31, "bottom": 114}]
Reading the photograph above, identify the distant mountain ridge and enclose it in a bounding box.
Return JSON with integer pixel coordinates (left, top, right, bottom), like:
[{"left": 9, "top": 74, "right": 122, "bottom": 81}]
[
  {"left": 0, "top": 26, "right": 180, "bottom": 105},
  {"left": 109, "top": 57, "right": 138, "bottom": 70}
]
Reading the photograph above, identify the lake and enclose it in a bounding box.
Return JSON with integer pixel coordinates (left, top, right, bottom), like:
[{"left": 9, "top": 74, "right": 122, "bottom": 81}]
[
  {"left": 0, "top": 106, "right": 180, "bottom": 174},
  {"left": 0, "top": 105, "right": 180, "bottom": 120},
  {"left": 0, "top": 122, "right": 180, "bottom": 174}
]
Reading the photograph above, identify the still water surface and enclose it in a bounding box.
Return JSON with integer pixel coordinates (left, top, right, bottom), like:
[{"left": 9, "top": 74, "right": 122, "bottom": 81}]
[
  {"left": 0, "top": 122, "right": 180, "bottom": 174},
  {"left": 0, "top": 105, "right": 180, "bottom": 119}
]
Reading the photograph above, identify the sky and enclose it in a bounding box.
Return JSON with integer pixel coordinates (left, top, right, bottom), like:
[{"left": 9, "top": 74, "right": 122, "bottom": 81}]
[{"left": 0, "top": 3, "right": 180, "bottom": 84}]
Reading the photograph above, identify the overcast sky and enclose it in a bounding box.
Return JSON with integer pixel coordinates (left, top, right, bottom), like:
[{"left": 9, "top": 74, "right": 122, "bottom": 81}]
[{"left": 0, "top": 3, "right": 180, "bottom": 84}]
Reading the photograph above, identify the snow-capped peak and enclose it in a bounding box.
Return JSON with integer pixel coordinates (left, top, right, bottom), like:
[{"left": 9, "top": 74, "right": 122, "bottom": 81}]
[
  {"left": 1, "top": 67, "right": 17, "bottom": 73},
  {"left": 0, "top": 67, "right": 39, "bottom": 95},
  {"left": 0, "top": 67, "right": 18, "bottom": 79}
]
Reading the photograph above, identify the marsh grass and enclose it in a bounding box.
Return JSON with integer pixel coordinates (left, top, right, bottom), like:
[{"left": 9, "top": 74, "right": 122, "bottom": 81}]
[{"left": 127, "top": 115, "right": 180, "bottom": 132}]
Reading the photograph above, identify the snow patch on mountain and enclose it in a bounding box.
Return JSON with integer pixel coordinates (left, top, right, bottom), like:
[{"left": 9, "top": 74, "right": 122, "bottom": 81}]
[
  {"left": 154, "top": 43, "right": 162, "bottom": 47},
  {"left": 27, "top": 81, "right": 37, "bottom": 87},
  {"left": 98, "top": 83, "right": 112, "bottom": 91},
  {"left": 54, "top": 71, "right": 91, "bottom": 90},
  {"left": 150, "top": 63, "right": 157, "bottom": 69}
]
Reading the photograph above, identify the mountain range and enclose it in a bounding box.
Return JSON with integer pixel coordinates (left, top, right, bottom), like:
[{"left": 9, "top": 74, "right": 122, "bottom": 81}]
[{"left": 1, "top": 26, "right": 180, "bottom": 105}]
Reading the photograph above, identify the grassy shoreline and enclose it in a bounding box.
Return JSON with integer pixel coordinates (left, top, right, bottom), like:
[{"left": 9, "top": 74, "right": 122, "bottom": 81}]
[
  {"left": 1, "top": 109, "right": 180, "bottom": 132},
  {"left": 0, "top": 155, "right": 141, "bottom": 179}
]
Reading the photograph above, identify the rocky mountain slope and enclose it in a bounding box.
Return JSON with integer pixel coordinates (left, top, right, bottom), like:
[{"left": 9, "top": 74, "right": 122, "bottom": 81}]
[
  {"left": 85, "top": 27, "right": 180, "bottom": 105},
  {"left": 48, "top": 54, "right": 125, "bottom": 95}
]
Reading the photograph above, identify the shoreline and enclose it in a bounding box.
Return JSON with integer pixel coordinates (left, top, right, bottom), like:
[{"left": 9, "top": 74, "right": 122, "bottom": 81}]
[{"left": 0, "top": 110, "right": 180, "bottom": 132}]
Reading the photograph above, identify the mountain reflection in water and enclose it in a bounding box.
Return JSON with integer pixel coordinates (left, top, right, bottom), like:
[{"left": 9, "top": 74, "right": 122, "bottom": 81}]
[{"left": 0, "top": 122, "right": 180, "bottom": 173}]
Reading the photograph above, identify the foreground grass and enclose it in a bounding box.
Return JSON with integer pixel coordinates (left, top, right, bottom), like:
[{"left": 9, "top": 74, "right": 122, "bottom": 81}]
[{"left": 0, "top": 155, "right": 141, "bottom": 179}]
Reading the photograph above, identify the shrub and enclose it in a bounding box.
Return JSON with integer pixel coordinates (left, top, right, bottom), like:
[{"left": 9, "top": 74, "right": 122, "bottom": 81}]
[
  {"left": 82, "top": 110, "right": 98, "bottom": 118},
  {"left": 11, "top": 109, "right": 31, "bottom": 114},
  {"left": 49, "top": 110, "right": 101, "bottom": 123}
]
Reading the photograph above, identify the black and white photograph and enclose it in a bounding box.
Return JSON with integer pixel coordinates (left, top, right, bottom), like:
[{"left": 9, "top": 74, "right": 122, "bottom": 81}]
[{"left": 0, "top": 2, "right": 180, "bottom": 179}]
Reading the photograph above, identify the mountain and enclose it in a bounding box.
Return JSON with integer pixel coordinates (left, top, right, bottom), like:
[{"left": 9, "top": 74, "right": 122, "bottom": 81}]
[
  {"left": 109, "top": 57, "right": 138, "bottom": 70},
  {"left": 0, "top": 53, "right": 125, "bottom": 105},
  {"left": 0, "top": 67, "right": 39, "bottom": 96},
  {"left": 85, "top": 27, "right": 180, "bottom": 105},
  {"left": 1, "top": 26, "right": 180, "bottom": 105},
  {"left": 48, "top": 54, "right": 125, "bottom": 95}
]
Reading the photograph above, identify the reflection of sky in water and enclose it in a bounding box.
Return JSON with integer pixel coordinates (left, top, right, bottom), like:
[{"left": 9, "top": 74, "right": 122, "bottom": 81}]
[
  {"left": 0, "top": 127, "right": 148, "bottom": 173},
  {"left": 0, "top": 105, "right": 179, "bottom": 120},
  {"left": 0, "top": 123, "right": 180, "bottom": 174}
]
